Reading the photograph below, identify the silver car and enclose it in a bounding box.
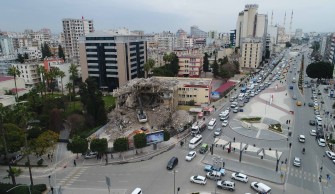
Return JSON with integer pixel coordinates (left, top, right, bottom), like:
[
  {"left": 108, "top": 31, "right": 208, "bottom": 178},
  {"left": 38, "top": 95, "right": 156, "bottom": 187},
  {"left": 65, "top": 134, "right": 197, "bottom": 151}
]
[{"left": 293, "top": 157, "right": 301, "bottom": 167}]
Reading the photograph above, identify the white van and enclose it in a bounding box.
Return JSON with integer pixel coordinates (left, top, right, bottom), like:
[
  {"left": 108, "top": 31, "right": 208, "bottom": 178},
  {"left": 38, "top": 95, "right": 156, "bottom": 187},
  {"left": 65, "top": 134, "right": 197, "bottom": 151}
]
[
  {"left": 298, "top": 135, "right": 305, "bottom": 143},
  {"left": 131, "top": 188, "right": 142, "bottom": 194},
  {"left": 251, "top": 182, "right": 271, "bottom": 193},
  {"left": 206, "top": 171, "right": 222, "bottom": 180}
]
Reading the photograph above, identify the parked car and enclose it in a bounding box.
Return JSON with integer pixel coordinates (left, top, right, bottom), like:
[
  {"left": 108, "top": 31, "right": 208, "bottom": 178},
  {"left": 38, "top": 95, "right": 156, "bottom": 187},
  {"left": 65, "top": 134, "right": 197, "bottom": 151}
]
[
  {"left": 309, "top": 120, "right": 316, "bottom": 126},
  {"left": 292, "top": 95, "right": 297, "bottom": 100},
  {"left": 216, "top": 180, "right": 235, "bottom": 191},
  {"left": 296, "top": 101, "right": 302, "bottom": 106},
  {"left": 185, "top": 151, "right": 196, "bottom": 161},
  {"left": 85, "top": 152, "right": 98, "bottom": 159},
  {"left": 233, "top": 107, "right": 239, "bottom": 113},
  {"left": 231, "top": 172, "right": 248, "bottom": 183},
  {"left": 11, "top": 154, "right": 23, "bottom": 163},
  {"left": 250, "top": 182, "right": 271, "bottom": 193},
  {"left": 318, "top": 138, "right": 326, "bottom": 147},
  {"left": 308, "top": 102, "right": 314, "bottom": 107},
  {"left": 190, "top": 175, "right": 207, "bottom": 185},
  {"left": 206, "top": 171, "right": 222, "bottom": 180},
  {"left": 310, "top": 130, "right": 316, "bottom": 136},
  {"left": 325, "top": 151, "right": 335, "bottom": 160},
  {"left": 204, "top": 164, "right": 226, "bottom": 175}
]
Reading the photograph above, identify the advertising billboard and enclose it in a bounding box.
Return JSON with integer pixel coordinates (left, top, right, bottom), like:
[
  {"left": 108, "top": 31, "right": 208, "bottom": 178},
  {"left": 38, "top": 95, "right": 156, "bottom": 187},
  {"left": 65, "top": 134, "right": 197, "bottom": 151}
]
[{"left": 146, "top": 130, "right": 164, "bottom": 145}]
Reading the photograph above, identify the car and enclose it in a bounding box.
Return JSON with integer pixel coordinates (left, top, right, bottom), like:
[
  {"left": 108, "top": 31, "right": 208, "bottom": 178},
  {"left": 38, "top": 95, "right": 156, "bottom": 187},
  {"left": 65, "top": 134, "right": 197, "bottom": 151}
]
[
  {"left": 221, "top": 120, "right": 228, "bottom": 127},
  {"left": 233, "top": 107, "right": 239, "bottom": 113},
  {"left": 190, "top": 175, "right": 207, "bottom": 185},
  {"left": 214, "top": 128, "right": 222, "bottom": 136},
  {"left": 309, "top": 120, "right": 316, "bottom": 126},
  {"left": 308, "top": 102, "right": 314, "bottom": 107},
  {"left": 293, "top": 157, "right": 301, "bottom": 167},
  {"left": 185, "top": 151, "right": 196, "bottom": 161},
  {"left": 231, "top": 172, "right": 248, "bottom": 183},
  {"left": 250, "top": 182, "right": 271, "bottom": 193},
  {"left": 315, "top": 110, "right": 320, "bottom": 115},
  {"left": 220, "top": 116, "right": 228, "bottom": 121},
  {"left": 204, "top": 164, "right": 226, "bottom": 175},
  {"left": 296, "top": 101, "right": 302, "bottom": 106},
  {"left": 310, "top": 130, "right": 316, "bottom": 136},
  {"left": 219, "top": 111, "right": 229, "bottom": 117},
  {"left": 167, "top": 157, "right": 178, "bottom": 170},
  {"left": 85, "top": 151, "right": 98, "bottom": 159},
  {"left": 325, "top": 151, "right": 335, "bottom": 160},
  {"left": 298, "top": 135, "right": 305, "bottom": 143},
  {"left": 250, "top": 92, "right": 255, "bottom": 97},
  {"left": 217, "top": 180, "right": 235, "bottom": 191},
  {"left": 292, "top": 95, "right": 297, "bottom": 100},
  {"left": 316, "top": 115, "right": 322, "bottom": 122},
  {"left": 11, "top": 154, "right": 23, "bottom": 163},
  {"left": 318, "top": 138, "right": 326, "bottom": 147}
]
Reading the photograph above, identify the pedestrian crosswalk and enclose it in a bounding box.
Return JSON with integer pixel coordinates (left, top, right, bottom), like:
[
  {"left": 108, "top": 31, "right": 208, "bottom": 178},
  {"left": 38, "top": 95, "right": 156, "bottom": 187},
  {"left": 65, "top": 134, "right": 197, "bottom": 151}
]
[
  {"left": 59, "top": 167, "right": 88, "bottom": 187},
  {"left": 289, "top": 168, "right": 318, "bottom": 183}
]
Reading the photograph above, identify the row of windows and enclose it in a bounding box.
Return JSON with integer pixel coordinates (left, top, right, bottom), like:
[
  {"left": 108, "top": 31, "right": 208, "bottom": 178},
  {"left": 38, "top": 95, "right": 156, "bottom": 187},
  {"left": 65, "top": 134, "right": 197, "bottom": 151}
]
[
  {"left": 86, "top": 48, "right": 117, "bottom": 53},
  {"left": 88, "top": 71, "right": 118, "bottom": 75},
  {"left": 85, "top": 43, "right": 116, "bottom": 46},
  {"left": 129, "top": 41, "right": 144, "bottom": 45},
  {"left": 87, "top": 65, "right": 118, "bottom": 70},
  {"left": 179, "top": 94, "right": 197, "bottom": 98},
  {"left": 86, "top": 37, "right": 115, "bottom": 41},
  {"left": 178, "top": 88, "right": 198, "bottom": 91}
]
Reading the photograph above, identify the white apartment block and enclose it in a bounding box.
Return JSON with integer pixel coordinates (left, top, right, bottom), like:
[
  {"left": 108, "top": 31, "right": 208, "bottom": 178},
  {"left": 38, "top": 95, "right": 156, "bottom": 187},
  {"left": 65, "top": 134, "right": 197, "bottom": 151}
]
[
  {"left": 17, "top": 47, "right": 42, "bottom": 60},
  {"left": 12, "top": 63, "right": 40, "bottom": 88},
  {"left": 239, "top": 37, "right": 263, "bottom": 69},
  {"left": 62, "top": 18, "right": 94, "bottom": 60}
]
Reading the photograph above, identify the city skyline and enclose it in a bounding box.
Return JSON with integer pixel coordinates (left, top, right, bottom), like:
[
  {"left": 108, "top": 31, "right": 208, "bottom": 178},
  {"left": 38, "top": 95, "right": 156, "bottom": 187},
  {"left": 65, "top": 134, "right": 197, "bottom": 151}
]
[{"left": 1, "top": 0, "right": 335, "bottom": 34}]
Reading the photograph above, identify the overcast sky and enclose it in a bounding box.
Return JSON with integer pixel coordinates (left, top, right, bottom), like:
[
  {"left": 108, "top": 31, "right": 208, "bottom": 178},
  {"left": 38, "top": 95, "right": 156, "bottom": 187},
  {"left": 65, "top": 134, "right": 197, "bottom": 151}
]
[{"left": 1, "top": 0, "right": 334, "bottom": 34}]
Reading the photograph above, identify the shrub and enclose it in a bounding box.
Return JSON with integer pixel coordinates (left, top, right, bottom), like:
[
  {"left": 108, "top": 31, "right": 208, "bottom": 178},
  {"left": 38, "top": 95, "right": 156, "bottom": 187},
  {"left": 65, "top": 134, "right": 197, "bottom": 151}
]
[
  {"left": 32, "top": 184, "right": 47, "bottom": 192},
  {"left": 269, "top": 123, "right": 282, "bottom": 132}
]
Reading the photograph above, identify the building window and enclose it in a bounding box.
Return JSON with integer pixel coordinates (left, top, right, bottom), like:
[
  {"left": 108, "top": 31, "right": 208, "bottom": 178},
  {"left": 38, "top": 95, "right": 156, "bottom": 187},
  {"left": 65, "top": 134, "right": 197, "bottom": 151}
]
[{"left": 205, "top": 96, "right": 208, "bottom": 98}]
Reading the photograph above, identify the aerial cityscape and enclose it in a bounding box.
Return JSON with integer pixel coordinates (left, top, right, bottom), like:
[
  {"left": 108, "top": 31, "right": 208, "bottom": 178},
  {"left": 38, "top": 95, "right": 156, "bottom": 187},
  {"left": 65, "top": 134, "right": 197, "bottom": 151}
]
[{"left": 0, "top": 1, "right": 335, "bottom": 194}]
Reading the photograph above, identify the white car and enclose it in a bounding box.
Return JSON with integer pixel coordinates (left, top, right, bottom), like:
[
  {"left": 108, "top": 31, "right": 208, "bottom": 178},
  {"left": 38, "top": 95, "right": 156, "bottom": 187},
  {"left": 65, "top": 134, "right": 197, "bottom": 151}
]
[
  {"left": 222, "top": 120, "right": 228, "bottom": 127},
  {"left": 310, "top": 130, "right": 316, "bottom": 136},
  {"left": 293, "top": 157, "right": 301, "bottom": 167},
  {"left": 190, "top": 175, "right": 207, "bottom": 185},
  {"left": 325, "top": 151, "right": 335, "bottom": 160},
  {"left": 298, "top": 135, "right": 305, "bottom": 143},
  {"left": 250, "top": 182, "right": 271, "bottom": 193},
  {"left": 185, "top": 151, "right": 196, "bottom": 161},
  {"left": 318, "top": 138, "right": 326, "bottom": 147},
  {"left": 85, "top": 152, "right": 98, "bottom": 159},
  {"left": 231, "top": 172, "right": 248, "bottom": 183}
]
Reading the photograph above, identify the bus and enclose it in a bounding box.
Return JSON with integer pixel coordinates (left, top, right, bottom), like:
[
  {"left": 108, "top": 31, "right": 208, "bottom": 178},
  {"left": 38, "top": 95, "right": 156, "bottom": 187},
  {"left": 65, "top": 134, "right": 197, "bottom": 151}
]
[
  {"left": 207, "top": 118, "right": 217, "bottom": 130},
  {"left": 189, "top": 135, "right": 203, "bottom": 149},
  {"left": 191, "top": 121, "right": 206, "bottom": 135}
]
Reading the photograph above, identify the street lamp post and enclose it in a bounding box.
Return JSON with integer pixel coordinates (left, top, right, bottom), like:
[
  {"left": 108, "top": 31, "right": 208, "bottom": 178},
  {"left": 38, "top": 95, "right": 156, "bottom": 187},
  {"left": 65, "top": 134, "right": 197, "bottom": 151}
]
[
  {"left": 6, "top": 184, "right": 31, "bottom": 194},
  {"left": 172, "top": 170, "right": 178, "bottom": 194}
]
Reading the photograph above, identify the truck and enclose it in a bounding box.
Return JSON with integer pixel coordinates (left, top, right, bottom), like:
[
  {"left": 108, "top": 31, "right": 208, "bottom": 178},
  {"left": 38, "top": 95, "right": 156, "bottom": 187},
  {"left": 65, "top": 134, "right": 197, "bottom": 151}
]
[{"left": 191, "top": 121, "right": 206, "bottom": 136}]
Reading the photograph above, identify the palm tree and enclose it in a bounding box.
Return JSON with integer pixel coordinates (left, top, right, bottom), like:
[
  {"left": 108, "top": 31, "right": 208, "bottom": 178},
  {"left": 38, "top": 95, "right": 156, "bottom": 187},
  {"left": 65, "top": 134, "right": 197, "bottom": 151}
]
[
  {"left": 7, "top": 66, "right": 21, "bottom": 101},
  {"left": 58, "top": 70, "right": 65, "bottom": 95},
  {"left": 144, "top": 58, "right": 155, "bottom": 78},
  {"left": 69, "top": 64, "right": 78, "bottom": 97},
  {"left": 37, "top": 66, "right": 47, "bottom": 97},
  {"left": 66, "top": 82, "right": 73, "bottom": 104}
]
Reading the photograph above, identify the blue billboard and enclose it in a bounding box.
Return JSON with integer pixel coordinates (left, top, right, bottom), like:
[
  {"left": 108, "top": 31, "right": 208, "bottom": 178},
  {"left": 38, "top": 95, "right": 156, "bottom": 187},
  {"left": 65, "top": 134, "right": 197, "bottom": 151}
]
[{"left": 146, "top": 130, "right": 164, "bottom": 145}]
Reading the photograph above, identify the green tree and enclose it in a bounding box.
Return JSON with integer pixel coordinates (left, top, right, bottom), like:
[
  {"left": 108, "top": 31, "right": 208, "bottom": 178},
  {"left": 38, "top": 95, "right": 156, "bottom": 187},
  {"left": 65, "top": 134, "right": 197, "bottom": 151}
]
[
  {"left": 285, "top": 42, "right": 292, "bottom": 47},
  {"left": 37, "top": 66, "right": 47, "bottom": 97},
  {"left": 306, "top": 62, "right": 333, "bottom": 80},
  {"left": 58, "top": 70, "right": 65, "bottom": 95},
  {"left": 42, "top": 42, "right": 52, "bottom": 59},
  {"left": 30, "top": 130, "right": 59, "bottom": 157},
  {"left": 203, "top": 53, "right": 209, "bottom": 72},
  {"left": 90, "top": 138, "right": 108, "bottom": 154},
  {"left": 168, "top": 53, "right": 179, "bottom": 76},
  {"left": 212, "top": 59, "right": 219, "bottom": 77},
  {"left": 233, "top": 61, "right": 240, "bottom": 74},
  {"left": 4, "top": 167, "right": 22, "bottom": 183},
  {"left": 113, "top": 137, "right": 128, "bottom": 152},
  {"left": 0, "top": 123, "right": 26, "bottom": 154},
  {"left": 163, "top": 130, "right": 170, "bottom": 141},
  {"left": 144, "top": 58, "right": 155, "bottom": 78},
  {"left": 17, "top": 53, "right": 24, "bottom": 63},
  {"left": 69, "top": 64, "right": 79, "bottom": 97},
  {"left": 7, "top": 66, "right": 21, "bottom": 101},
  {"left": 133, "top": 133, "right": 146, "bottom": 149},
  {"left": 23, "top": 53, "right": 29, "bottom": 60},
  {"left": 67, "top": 135, "right": 88, "bottom": 158},
  {"left": 78, "top": 78, "right": 107, "bottom": 126},
  {"left": 58, "top": 45, "right": 65, "bottom": 61}
]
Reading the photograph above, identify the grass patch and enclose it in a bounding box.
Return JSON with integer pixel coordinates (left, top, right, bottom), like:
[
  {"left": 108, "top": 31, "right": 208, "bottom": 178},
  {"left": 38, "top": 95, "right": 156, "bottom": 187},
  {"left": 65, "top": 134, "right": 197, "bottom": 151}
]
[
  {"left": 269, "top": 123, "right": 282, "bottom": 133},
  {"left": 103, "top": 95, "right": 116, "bottom": 109},
  {"left": 241, "top": 117, "right": 262, "bottom": 122},
  {"left": 65, "top": 101, "right": 83, "bottom": 115},
  {"left": 76, "top": 126, "right": 101, "bottom": 139}
]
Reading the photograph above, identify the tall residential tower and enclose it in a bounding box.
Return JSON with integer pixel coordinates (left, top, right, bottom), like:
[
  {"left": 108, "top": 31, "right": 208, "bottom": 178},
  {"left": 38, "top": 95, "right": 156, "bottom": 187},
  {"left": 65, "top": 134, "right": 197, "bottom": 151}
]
[{"left": 62, "top": 17, "right": 94, "bottom": 61}]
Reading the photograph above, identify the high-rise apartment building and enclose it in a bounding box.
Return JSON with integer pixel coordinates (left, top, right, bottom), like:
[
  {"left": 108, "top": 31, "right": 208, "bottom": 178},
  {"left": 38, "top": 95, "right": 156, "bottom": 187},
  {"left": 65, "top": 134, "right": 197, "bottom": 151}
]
[
  {"left": 62, "top": 18, "right": 94, "bottom": 60},
  {"left": 236, "top": 4, "right": 268, "bottom": 70},
  {"left": 79, "top": 30, "right": 147, "bottom": 91},
  {"left": 0, "top": 36, "right": 15, "bottom": 56}
]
